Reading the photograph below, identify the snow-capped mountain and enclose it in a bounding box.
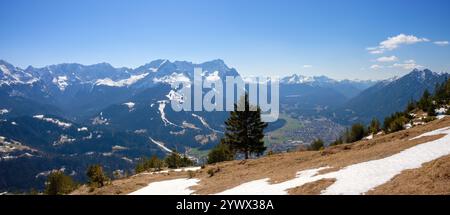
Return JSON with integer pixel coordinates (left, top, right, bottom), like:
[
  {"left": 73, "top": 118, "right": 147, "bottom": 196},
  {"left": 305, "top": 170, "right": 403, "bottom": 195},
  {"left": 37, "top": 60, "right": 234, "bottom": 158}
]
[
  {"left": 280, "top": 73, "right": 377, "bottom": 99},
  {"left": 280, "top": 74, "right": 375, "bottom": 87},
  {"left": 1, "top": 59, "right": 237, "bottom": 90},
  {"left": 0, "top": 59, "right": 240, "bottom": 119},
  {"left": 0, "top": 59, "right": 240, "bottom": 192},
  {"left": 2, "top": 58, "right": 446, "bottom": 193},
  {"left": 280, "top": 74, "right": 335, "bottom": 85},
  {"left": 0, "top": 60, "right": 39, "bottom": 86}
]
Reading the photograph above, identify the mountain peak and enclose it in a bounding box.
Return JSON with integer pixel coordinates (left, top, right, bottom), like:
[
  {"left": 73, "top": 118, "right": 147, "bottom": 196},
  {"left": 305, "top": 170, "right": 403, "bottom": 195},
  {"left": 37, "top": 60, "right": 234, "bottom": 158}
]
[
  {"left": 405, "top": 68, "right": 443, "bottom": 82},
  {"left": 136, "top": 59, "right": 170, "bottom": 72},
  {"left": 410, "top": 68, "right": 435, "bottom": 75},
  {"left": 200, "top": 59, "right": 229, "bottom": 70},
  {"left": 0, "top": 60, "right": 16, "bottom": 72},
  {"left": 0, "top": 59, "right": 12, "bottom": 66},
  {"left": 281, "top": 74, "right": 329, "bottom": 84},
  {"left": 209, "top": 59, "right": 225, "bottom": 64}
]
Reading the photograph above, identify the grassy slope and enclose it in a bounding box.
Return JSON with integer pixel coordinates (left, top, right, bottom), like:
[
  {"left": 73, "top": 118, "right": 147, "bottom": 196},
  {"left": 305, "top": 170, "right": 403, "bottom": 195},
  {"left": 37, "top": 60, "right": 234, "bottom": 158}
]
[{"left": 73, "top": 117, "right": 450, "bottom": 195}]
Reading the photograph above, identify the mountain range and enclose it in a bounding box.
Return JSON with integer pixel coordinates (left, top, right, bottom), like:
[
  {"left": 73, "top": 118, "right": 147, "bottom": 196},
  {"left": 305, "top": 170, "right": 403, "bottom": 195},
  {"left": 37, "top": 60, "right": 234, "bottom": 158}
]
[
  {"left": 332, "top": 69, "right": 449, "bottom": 124},
  {"left": 1, "top": 58, "right": 448, "bottom": 192}
]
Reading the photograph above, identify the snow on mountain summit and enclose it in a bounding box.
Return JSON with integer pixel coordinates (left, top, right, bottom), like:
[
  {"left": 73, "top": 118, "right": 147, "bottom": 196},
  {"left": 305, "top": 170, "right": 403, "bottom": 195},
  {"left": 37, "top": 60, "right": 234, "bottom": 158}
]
[{"left": 95, "top": 73, "right": 149, "bottom": 87}]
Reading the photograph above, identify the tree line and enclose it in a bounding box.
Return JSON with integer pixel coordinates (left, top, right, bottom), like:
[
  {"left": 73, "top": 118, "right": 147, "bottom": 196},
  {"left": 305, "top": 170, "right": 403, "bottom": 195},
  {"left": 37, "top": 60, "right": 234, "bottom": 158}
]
[{"left": 328, "top": 78, "right": 450, "bottom": 147}]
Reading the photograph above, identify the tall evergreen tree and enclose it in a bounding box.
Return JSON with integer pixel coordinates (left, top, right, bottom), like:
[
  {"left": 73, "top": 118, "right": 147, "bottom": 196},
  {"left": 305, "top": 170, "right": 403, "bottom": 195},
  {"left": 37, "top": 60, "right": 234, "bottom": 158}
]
[
  {"left": 418, "top": 89, "right": 432, "bottom": 112},
  {"left": 222, "top": 93, "right": 268, "bottom": 159}
]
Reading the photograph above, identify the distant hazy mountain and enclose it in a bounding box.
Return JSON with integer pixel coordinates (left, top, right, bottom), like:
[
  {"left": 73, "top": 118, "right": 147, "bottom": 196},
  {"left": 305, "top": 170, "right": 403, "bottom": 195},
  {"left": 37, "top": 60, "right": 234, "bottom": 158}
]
[
  {"left": 332, "top": 69, "right": 449, "bottom": 124},
  {"left": 280, "top": 74, "right": 376, "bottom": 99},
  {"left": 278, "top": 74, "right": 377, "bottom": 118}
]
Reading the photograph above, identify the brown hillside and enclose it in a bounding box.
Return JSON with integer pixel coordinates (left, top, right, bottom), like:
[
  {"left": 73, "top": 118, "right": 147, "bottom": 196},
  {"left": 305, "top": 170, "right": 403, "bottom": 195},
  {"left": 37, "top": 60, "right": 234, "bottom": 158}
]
[{"left": 72, "top": 117, "right": 450, "bottom": 195}]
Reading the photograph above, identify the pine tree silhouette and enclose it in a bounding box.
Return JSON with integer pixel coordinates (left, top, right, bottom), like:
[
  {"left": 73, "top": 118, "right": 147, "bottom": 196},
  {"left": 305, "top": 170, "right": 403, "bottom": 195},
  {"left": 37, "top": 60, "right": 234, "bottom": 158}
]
[{"left": 223, "top": 93, "right": 268, "bottom": 159}]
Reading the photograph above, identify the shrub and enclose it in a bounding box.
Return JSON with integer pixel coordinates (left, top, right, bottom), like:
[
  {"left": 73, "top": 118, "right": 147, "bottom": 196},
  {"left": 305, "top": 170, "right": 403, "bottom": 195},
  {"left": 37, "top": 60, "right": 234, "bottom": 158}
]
[
  {"left": 165, "top": 151, "right": 194, "bottom": 169},
  {"left": 389, "top": 117, "right": 406, "bottom": 132},
  {"left": 418, "top": 90, "right": 432, "bottom": 112},
  {"left": 346, "top": 123, "right": 367, "bottom": 143},
  {"left": 368, "top": 118, "right": 381, "bottom": 134},
  {"left": 383, "top": 112, "right": 411, "bottom": 133},
  {"left": 309, "top": 138, "right": 324, "bottom": 151},
  {"left": 427, "top": 104, "right": 437, "bottom": 116},
  {"left": 207, "top": 167, "right": 220, "bottom": 177},
  {"left": 135, "top": 155, "right": 165, "bottom": 173},
  {"left": 86, "top": 164, "right": 109, "bottom": 188},
  {"left": 423, "top": 116, "right": 436, "bottom": 123},
  {"left": 330, "top": 137, "right": 344, "bottom": 146},
  {"left": 405, "top": 100, "right": 417, "bottom": 113},
  {"left": 207, "top": 143, "right": 234, "bottom": 164},
  {"left": 113, "top": 170, "right": 125, "bottom": 179},
  {"left": 44, "top": 171, "right": 77, "bottom": 195}
]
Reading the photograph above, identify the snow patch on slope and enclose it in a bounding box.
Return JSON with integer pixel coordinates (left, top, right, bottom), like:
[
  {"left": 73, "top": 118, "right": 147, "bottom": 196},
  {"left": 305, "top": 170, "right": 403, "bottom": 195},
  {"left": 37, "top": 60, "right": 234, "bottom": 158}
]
[
  {"left": 0, "top": 65, "right": 12, "bottom": 76},
  {"left": 149, "top": 60, "right": 168, "bottom": 72},
  {"left": 52, "top": 76, "right": 69, "bottom": 91},
  {"left": 191, "top": 113, "right": 222, "bottom": 133},
  {"left": 77, "top": 127, "right": 88, "bottom": 132},
  {"left": 33, "top": 115, "right": 72, "bottom": 129},
  {"left": 153, "top": 73, "right": 191, "bottom": 86},
  {"left": 0, "top": 109, "right": 9, "bottom": 115},
  {"left": 123, "top": 102, "right": 135, "bottom": 111},
  {"left": 205, "top": 71, "right": 221, "bottom": 82},
  {"left": 133, "top": 126, "right": 450, "bottom": 195},
  {"left": 220, "top": 126, "right": 450, "bottom": 195},
  {"left": 157, "top": 101, "right": 179, "bottom": 127},
  {"left": 217, "top": 168, "right": 328, "bottom": 195},
  {"left": 166, "top": 90, "right": 184, "bottom": 103},
  {"left": 95, "top": 73, "right": 149, "bottom": 87},
  {"left": 149, "top": 137, "right": 173, "bottom": 153},
  {"left": 138, "top": 166, "right": 202, "bottom": 176},
  {"left": 92, "top": 112, "right": 109, "bottom": 125},
  {"left": 129, "top": 178, "right": 200, "bottom": 195},
  {"left": 53, "top": 135, "right": 75, "bottom": 146}
]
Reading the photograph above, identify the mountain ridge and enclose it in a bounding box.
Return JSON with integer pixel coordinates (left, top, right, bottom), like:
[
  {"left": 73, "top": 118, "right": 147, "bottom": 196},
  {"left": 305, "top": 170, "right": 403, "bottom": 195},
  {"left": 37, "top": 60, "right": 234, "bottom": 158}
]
[{"left": 333, "top": 68, "right": 450, "bottom": 124}]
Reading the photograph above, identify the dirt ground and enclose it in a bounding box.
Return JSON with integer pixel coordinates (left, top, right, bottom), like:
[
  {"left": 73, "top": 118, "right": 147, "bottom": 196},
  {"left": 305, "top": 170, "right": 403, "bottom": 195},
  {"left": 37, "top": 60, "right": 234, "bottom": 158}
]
[
  {"left": 72, "top": 117, "right": 450, "bottom": 195},
  {"left": 287, "top": 179, "right": 336, "bottom": 195},
  {"left": 71, "top": 172, "right": 188, "bottom": 195},
  {"left": 368, "top": 154, "right": 450, "bottom": 195}
]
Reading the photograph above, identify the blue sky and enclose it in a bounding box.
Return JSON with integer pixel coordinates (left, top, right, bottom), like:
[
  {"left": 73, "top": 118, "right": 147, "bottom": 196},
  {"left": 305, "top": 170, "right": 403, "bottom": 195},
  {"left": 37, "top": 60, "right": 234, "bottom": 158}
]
[{"left": 1, "top": 0, "right": 449, "bottom": 80}]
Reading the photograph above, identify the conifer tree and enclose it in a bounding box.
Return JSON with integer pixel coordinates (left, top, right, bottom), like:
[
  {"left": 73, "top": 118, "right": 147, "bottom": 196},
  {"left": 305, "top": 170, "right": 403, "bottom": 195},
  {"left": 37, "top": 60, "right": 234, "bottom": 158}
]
[
  {"left": 368, "top": 118, "right": 381, "bottom": 134},
  {"left": 222, "top": 93, "right": 268, "bottom": 159},
  {"left": 207, "top": 140, "right": 234, "bottom": 164},
  {"left": 86, "top": 164, "right": 109, "bottom": 187},
  {"left": 309, "top": 138, "right": 324, "bottom": 151},
  {"left": 44, "top": 171, "right": 77, "bottom": 195}
]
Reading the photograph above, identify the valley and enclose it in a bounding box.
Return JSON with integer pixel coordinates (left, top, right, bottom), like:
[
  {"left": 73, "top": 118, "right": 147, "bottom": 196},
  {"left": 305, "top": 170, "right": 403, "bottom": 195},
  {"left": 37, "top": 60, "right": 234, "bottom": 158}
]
[{"left": 1, "top": 59, "right": 448, "bottom": 192}]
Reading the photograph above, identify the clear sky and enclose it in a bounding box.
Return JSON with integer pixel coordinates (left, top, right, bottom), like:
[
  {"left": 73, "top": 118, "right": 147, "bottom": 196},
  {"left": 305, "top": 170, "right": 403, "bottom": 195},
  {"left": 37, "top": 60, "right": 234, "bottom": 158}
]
[{"left": 1, "top": 0, "right": 449, "bottom": 80}]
